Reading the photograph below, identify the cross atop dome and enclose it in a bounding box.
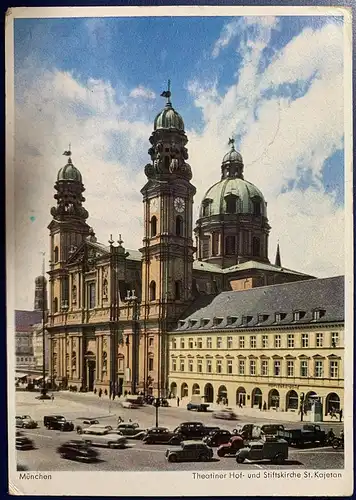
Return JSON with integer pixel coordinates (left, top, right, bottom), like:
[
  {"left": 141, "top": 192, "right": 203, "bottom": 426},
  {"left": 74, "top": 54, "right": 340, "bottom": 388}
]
[
  {"left": 228, "top": 137, "right": 235, "bottom": 149},
  {"left": 160, "top": 79, "right": 172, "bottom": 106}
]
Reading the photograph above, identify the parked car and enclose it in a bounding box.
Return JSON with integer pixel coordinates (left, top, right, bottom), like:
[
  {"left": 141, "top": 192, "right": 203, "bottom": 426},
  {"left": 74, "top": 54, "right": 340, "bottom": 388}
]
[
  {"left": 16, "top": 415, "right": 38, "bottom": 429},
  {"left": 143, "top": 427, "right": 177, "bottom": 444},
  {"left": 173, "top": 422, "right": 207, "bottom": 440},
  {"left": 212, "top": 408, "right": 238, "bottom": 420},
  {"left": 165, "top": 440, "right": 214, "bottom": 462},
  {"left": 235, "top": 423, "right": 285, "bottom": 441},
  {"left": 82, "top": 424, "right": 113, "bottom": 435},
  {"left": 236, "top": 437, "right": 289, "bottom": 464},
  {"left": 187, "top": 402, "right": 210, "bottom": 412},
  {"left": 16, "top": 435, "right": 35, "bottom": 450},
  {"left": 204, "top": 429, "right": 232, "bottom": 447},
  {"left": 217, "top": 436, "right": 245, "bottom": 457},
  {"left": 43, "top": 415, "right": 74, "bottom": 431},
  {"left": 75, "top": 418, "right": 100, "bottom": 434},
  {"left": 116, "top": 423, "right": 146, "bottom": 439},
  {"left": 277, "top": 424, "right": 326, "bottom": 447},
  {"left": 57, "top": 440, "right": 99, "bottom": 462},
  {"left": 82, "top": 433, "right": 127, "bottom": 449},
  {"left": 121, "top": 401, "right": 140, "bottom": 409}
]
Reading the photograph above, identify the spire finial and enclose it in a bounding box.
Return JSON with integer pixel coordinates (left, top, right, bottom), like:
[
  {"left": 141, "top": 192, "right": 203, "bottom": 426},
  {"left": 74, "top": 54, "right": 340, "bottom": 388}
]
[
  {"left": 108, "top": 234, "right": 114, "bottom": 246},
  {"left": 160, "top": 79, "right": 172, "bottom": 105},
  {"left": 63, "top": 144, "right": 72, "bottom": 157},
  {"left": 275, "top": 241, "right": 281, "bottom": 267},
  {"left": 117, "top": 234, "right": 123, "bottom": 247},
  {"left": 228, "top": 137, "right": 235, "bottom": 150}
]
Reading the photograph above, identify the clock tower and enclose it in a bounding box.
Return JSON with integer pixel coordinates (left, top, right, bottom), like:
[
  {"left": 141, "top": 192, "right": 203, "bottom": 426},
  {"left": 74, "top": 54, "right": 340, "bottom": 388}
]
[{"left": 140, "top": 83, "right": 196, "bottom": 396}]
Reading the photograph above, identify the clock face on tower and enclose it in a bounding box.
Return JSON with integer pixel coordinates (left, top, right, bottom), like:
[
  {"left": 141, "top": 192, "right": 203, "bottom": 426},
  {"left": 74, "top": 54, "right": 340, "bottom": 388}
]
[{"left": 174, "top": 197, "right": 185, "bottom": 213}]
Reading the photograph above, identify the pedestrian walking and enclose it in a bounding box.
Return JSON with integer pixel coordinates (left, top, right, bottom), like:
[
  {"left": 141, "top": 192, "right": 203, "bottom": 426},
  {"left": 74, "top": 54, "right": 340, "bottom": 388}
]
[
  {"left": 51, "top": 393, "right": 54, "bottom": 402},
  {"left": 99, "top": 388, "right": 102, "bottom": 398},
  {"left": 339, "top": 409, "right": 343, "bottom": 422},
  {"left": 259, "top": 400, "right": 262, "bottom": 411},
  {"left": 263, "top": 401, "right": 267, "bottom": 411},
  {"left": 177, "top": 396, "right": 180, "bottom": 407}
]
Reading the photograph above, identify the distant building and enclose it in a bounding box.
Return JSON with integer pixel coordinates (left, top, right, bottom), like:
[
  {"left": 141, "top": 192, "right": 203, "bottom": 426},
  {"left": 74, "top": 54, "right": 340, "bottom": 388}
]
[{"left": 31, "top": 323, "right": 50, "bottom": 370}]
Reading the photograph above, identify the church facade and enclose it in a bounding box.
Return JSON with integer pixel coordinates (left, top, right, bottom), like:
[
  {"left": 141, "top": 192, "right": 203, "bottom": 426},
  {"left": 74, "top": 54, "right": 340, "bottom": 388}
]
[{"left": 47, "top": 90, "right": 318, "bottom": 397}]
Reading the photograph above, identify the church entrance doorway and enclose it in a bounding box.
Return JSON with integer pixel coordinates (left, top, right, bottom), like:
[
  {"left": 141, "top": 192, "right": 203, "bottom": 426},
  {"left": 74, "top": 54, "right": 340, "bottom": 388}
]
[{"left": 84, "top": 351, "right": 96, "bottom": 392}]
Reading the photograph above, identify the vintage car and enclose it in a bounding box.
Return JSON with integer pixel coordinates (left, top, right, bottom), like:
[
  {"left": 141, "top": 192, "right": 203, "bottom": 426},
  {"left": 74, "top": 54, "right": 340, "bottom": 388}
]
[
  {"left": 116, "top": 423, "right": 146, "bottom": 439},
  {"left": 212, "top": 408, "right": 238, "bottom": 420},
  {"left": 203, "top": 429, "right": 232, "bottom": 447},
  {"left": 16, "top": 415, "right": 38, "bottom": 429},
  {"left": 43, "top": 415, "right": 74, "bottom": 432},
  {"left": 173, "top": 422, "right": 207, "bottom": 440},
  {"left": 236, "top": 437, "right": 289, "bottom": 464},
  {"left": 57, "top": 440, "right": 99, "bottom": 461},
  {"left": 153, "top": 398, "right": 170, "bottom": 407},
  {"left": 82, "top": 424, "right": 113, "bottom": 435},
  {"left": 235, "top": 423, "right": 284, "bottom": 441},
  {"left": 142, "top": 427, "right": 177, "bottom": 444},
  {"left": 217, "top": 436, "right": 245, "bottom": 457},
  {"left": 82, "top": 432, "right": 127, "bottom": 449},
  {"left": 121, "top": 401, "right": 140, "bottom": 409},
  {"left": 187, "top": 402, "right": 210, "bottom": 412},
  {"left": 165, "top": 440, "right": 214, "bottom": 463},
  {"left": 75, "top": 418, "right": 100, "bottom": 434},
  {"left": 16, "top": 435, "right": 35, "bottom": 450}
]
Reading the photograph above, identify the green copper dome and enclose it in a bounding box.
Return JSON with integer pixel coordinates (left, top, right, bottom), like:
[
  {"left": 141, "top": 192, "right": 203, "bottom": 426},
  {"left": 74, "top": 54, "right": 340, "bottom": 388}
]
[
  {"left": 57, "top": 158, "right": 82, "bottom": 183},
  {"left": 200, "top": 178, "right": 267, "bottom": 218},
  {"left": 154, "top": 102, "right": 185, "bottom": 131},
  {"left": 222, "top": 148, "right": 243, "bottom": 164}
]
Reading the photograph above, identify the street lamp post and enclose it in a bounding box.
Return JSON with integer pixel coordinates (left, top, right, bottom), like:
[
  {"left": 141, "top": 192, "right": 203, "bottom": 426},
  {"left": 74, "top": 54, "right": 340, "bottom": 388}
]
[
  {"left": 125, "top": 290, "right": 139, "bottom": 395},
  {"left": 40, "top": 252, "right": 48, "bottom": 398}
]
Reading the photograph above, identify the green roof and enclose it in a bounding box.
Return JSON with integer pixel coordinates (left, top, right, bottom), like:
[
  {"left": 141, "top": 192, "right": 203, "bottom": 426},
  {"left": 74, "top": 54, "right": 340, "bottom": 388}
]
[
  {"left": 154, "top": 102, "right": 184, "bottom": 131},
  {"left": 57, "top": 159, "right": 82, "bottom": 183}
]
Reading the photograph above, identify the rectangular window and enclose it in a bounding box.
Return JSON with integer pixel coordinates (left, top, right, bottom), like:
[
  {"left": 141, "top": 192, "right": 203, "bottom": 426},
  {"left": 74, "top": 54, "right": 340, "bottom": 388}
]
[
  {"left": 302, "top": 334, "right": 309, "bottom": 348},
  {"left": 197, "top": 338, "right": 202, "bottom": 349},
  {"left": 207, "top": 359, "right": 212, "bottom": 373},
  {"left": 88, "top": 283, "right": 96, "bottom": 309},
  {"left": 274, "top": 335, "right": 281, "bottom": 348},
  {"left": 287, "top": 334, "right": 294, "bottom": 348},
  {"left": 250, "top": 360, "right": 256, "bottom": 375},
  {"left": 239, "top": 336, "right": 245, "bottom": 349},
  {"left": 330, "top": 360, "right": 339, "bottom": 378},
  {"left": 172, "top": 338, "right": 177, "bottom": 349},
  {"left": 217, "top": 337, "right": 222, "bottom": 348},
  {"left": 216, "top": 360, "right": 222, "bottom": 373},
  {"left": 148, "top": 358, "right": 154, "bottom": 371},
  {"left": 188, "top": 338, "right": 194, "bottom": 349},
  {"left": 261, "top": 360, "right": 268, "bottom": 376},
  {"left": 238, "top": 360, "right": 245, "bottom": 375},
  {"left": 149, "top": 337, "right": 154, "bottom": 347},
  {"left": 172, "top": 359, "right": 176, "bottom": 371},
  {"left": 197, "top": 359, "right": 202, "bottom": 373},
  {"left": 331, "top": 332, "right": 339, "bottom": 347},
  {"left": 227, "top": 359, "right": 233, "bottom": 374},
  {"left": 316, "top": 333, "right": 323, "bottom": 347},
  {"left": 188, "top": 359, "right": 193, "bottom": 372},
  {"left": 300, "top": 360, "right": 308, "bottom": 377},
  {"left": 207, "top": 337, "right": 212, "bottom": 349},
  {"left": 287, "top": 360, "right": 294, "bottom": 377},
  {"left": 274, "top": 360, "right": 281, "bottom": 376},
  {"left": 250, "top": 336, "right": 257, "bottom": 348},
  {"left": 180, "top": 360, "right": 185, "bottom": 372},
  {"left": 314, "top": 360, "right": 323, "bottom": 378},
  {"left": 180, "top": 338, "right": 185, "bottom": 349},
  {"left": 262, "top": 335, "right": 268, "bottom": 348},
  {"left": 227, "top": 336, "right": 233, "bottom": 349}
]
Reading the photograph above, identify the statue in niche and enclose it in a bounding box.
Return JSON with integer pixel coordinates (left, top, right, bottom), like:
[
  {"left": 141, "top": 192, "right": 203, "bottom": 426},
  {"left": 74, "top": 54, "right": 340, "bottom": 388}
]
[
  {"left": 102, "top": 351, "right": 107, "bottom": 370},
  {"left": 102, "top": 278, "right": 108, "bottom": 299},
  {"left": 169, "top": 158, "right": 179, "bottom": 173},
  {"left": 72, "top": 284, "right": 77, "bottom": 304}
]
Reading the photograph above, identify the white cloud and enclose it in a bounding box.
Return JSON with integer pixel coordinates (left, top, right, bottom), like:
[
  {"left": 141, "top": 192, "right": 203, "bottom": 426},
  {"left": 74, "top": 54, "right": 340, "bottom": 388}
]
[{"left": 129, "top": 85, "right": 156, "bottom": 100}]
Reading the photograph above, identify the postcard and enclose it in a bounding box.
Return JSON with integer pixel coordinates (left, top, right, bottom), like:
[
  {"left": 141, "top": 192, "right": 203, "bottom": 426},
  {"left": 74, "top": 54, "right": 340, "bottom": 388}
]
[{"left": 6, "top": 5, "right": 353, "bottom": 496}]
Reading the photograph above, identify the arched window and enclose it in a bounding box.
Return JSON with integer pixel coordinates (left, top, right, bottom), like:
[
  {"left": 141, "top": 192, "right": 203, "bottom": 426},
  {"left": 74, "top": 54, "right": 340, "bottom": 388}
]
[
  {"left": 54, "top": 246, "right": 59, "bottom": 262},
  {"left": 202, "top": 201, "right": 211, "bottom": 217},
  {"left": 252, "top": 237, "right": 260, "bottom": 257},
  {"left": 53, "top": 297, "right": 58, "bottom": 313},
  {"left": 225, "top": 235, "right": 236, "bottom": 255},
  {"left": 149, "top": 281, "right": 156, "bottom": 301},
  {"left": 150, "top": 216, "right": 157, "bottom": 237},
  {"left": 253, "top": 199, "right": 261, "bottom": 216},
  {"left": 225, "top": 195, "right": 238, "bottom": 214},
  {"left": 175, "top": 281, "right": 181, "bottom": 300},
  {"left": 176, "top": 216, "right": 183, "bottom": 236},
  {"left": 212, "top": 232, "right": 219, "bottom": 256}
]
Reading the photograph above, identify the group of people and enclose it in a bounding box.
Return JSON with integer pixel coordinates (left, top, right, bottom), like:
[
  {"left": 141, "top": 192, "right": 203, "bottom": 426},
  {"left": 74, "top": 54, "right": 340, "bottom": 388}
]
[{"left": 329, "top": 407, "right": 343, "bottom": 422}]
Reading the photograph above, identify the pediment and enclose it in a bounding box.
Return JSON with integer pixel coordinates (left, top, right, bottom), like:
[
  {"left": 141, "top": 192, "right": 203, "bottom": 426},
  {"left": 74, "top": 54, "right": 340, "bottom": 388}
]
[{"left": 67, "top": 240, "right": 110, "bottom": 266}]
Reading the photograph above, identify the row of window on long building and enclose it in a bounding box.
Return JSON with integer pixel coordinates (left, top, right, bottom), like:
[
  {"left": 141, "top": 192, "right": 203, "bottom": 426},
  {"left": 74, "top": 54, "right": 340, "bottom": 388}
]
[
  {"left": 171, "top": 357, "right": 340, "bottom": 379},
  {"left": 171, "top": 332, "right": 340, "bottom": 350}
]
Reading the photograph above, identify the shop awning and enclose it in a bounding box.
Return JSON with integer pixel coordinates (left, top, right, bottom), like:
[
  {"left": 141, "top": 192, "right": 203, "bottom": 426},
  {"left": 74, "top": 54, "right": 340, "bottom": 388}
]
[{"left": 15, "top": 373, "right": 28, "bottom": 378}]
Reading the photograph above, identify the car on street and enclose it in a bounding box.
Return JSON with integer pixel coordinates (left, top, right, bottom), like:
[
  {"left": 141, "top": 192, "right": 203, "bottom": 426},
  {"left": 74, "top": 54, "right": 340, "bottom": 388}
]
[
  {"left": 82, "top": 433, "right": 127, "bottom": 449},
  {"left": 173, "top": 422, "right": 207, "bottom": 440},
  {"left": 82, "top": 424, "right": 113, "bottom": 435},
  {"left": 212, "top": 408, "right": 238, "bottom": 420},
  {"left": 165, "top": 440, "right": 214, "bottom": 463},
  {"left": 217, "top": 436, "right": 245, "bottom": 457},
  {"left": 16, "top": 434, "right": 35, "bottom": 450},
  {"left": 121, "top": 401, "right": 140, "bottom": 409},
  {"left": 16, "top": 415, "right": 38, "bottom": 429},
  {"left": 75, "top": 418, "right": 100, "bottom": 434},
  {"left": 203, "top": 429, "right": 232, "bottom": 447},
  {"left": 142, "top": 427, "right": 177, "bottom": 444},
  {"left": 153, "top": 398, "right": 170, "bottom": 407},
  {"left": 277, "top": 424, "right": 326, "bottom": 447},
  {"left": 43, "top": 415, "right": 74, "bottom": 431},
  {"left": 187, "top": 401, "right": 210, "bottom": 412},
  {"left": 236, "top": 437, "right": 289, "bottom": 464},
  {"left": 116, "top": 423, "right": 146, "bottom": 439},
  {"left": 57, "top": 440, "right": 99, "bottom": 462},
  {"left": 234, "top": 423, "right": 284, "bottom": 440}
]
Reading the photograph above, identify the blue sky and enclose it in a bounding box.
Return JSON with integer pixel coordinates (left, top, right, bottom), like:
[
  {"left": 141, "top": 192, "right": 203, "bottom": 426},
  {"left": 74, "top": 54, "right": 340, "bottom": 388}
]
[{"left": 13, "top": 11, "right": 347, "bottom": 309}]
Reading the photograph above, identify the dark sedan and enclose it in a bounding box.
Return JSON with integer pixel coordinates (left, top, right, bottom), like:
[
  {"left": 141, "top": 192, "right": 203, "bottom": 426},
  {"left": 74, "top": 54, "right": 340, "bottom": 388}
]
[
  {"left": 57, "top": 440, "right": 99, "bottom": 462},
  {"left": 203, "top": 429, "right": 232, "bottom": 447},
  {"left": 143, "top": 427, "right": 177, "bottom": 444},
  {"left": 16, "top": 435, "right": 35, "bottom": 450},
  {"left": 116, "top": 423, "right": 146, "bottom": 439}
]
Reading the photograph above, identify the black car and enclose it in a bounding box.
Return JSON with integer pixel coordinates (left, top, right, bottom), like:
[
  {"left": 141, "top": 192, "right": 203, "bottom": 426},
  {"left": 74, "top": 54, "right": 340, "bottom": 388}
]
[
  {"left": 44, "top": 415, "right": 74, "bottom": 431},
  {"left": 173, "top": 422, "right": 207, "bottom": 440},
  {"left": 153, "top": 398, "right": 169, "bottom": 407},
  {"left": 16, "top": 435, "right": 35, "bottom": 450},
  {"left": 203, "top": 429, "right": 232, "bottom": 447},
  {"left": 143, "top": 427, "right": 177, "bottom": 444},
  {"left": 57, "top": 440, "right": 99, "bottom": 462}
]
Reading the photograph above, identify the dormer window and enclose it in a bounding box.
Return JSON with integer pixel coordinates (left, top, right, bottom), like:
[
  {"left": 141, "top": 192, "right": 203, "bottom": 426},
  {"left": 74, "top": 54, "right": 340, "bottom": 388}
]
[
  {"left": 227, "top": 316, "right": 238, "bottom": 326},
  {"left": 241, "top": 315, "right": 253, "bottom": 326},
  {"left": 225, "top": 194, "right": 239, "bottom": 214},
  {"left": 200, "top": 318, "right": 210, "bottom": 328},
  {"left": 188, "top": 319, "right": 198, "bottom": 328},
  {"left": 258, "top": 314, "right": 269, "bottom": 323},
  {"left": 293, "top": 311, "right": 306, "bottom": 322},
  {"left": 213, "top": 317, "right": 223, "bottom": 327},
  {"left": 178, "top": 320, "right": 185, "bottom": 328},
  {"left": 202, "top": 199, "right": 212, "bottom": 217},
  {"left": 313, "top": 309, "right": 326, "bottom": 320},
  {"left": 252, "top": 198, "right": 261, "bottom": 216}
]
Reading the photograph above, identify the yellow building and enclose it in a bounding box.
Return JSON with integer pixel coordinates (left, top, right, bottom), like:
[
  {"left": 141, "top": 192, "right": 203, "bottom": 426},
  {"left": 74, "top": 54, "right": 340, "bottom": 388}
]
[{"left": 168, "top": 276, "right": 344, "bottom": 416}]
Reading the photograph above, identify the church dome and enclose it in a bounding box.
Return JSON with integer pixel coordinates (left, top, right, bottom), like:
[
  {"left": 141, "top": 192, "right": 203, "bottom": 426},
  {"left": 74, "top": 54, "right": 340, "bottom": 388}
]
[
  {"left": 35, "top": 275, "right": 47, "bottom": 285},
  {"left": 154, "top": 102, "right": 185, "bottom": 131},
  {"left": 199, "top": 177, "right": 267, "bottom": 218},
  {"left": 57, "top": 158, "right": 82, "bottom": 183},
  {"left": 222, "top": 148, "right": 243, "bottom": 164}
]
